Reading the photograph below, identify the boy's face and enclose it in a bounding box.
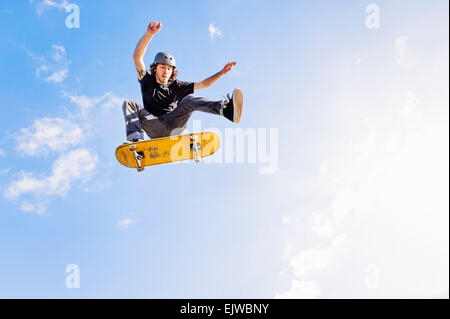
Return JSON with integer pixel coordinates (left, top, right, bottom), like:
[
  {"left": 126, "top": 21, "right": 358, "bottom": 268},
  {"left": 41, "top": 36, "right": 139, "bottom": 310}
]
[{"left": 155, "top": 63, "right": 174, "bottom": 84}]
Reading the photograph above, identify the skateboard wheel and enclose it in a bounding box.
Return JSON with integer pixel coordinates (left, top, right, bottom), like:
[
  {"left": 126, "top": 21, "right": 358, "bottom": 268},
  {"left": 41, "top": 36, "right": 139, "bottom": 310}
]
[{"left": 137, "top": 167, "right": 145, "bottom": 173}]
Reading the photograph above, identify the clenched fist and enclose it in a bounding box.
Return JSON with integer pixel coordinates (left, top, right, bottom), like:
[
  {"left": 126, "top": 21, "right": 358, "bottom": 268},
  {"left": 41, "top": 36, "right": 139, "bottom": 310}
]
[
  {"left": 222, "top": 62, "right": 237, "bottom": 74},
  {"left": 147, "top": 21, "right": 162, "bottom": 35}
]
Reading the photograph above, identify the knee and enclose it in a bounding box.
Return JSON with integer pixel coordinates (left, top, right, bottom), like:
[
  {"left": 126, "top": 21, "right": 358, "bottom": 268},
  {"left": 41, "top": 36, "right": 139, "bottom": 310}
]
[
  {"left": 179, "top": 94, "right": 195, "bottom": 105},
  {"left": 122, "top": 99, "right": 137, "bottom": 111},
  {"left": 178, "top": 95, "right": 196, "bottom": 110},
  {"left": 169, "top": 126, "right": 186, "bottom": 136}
]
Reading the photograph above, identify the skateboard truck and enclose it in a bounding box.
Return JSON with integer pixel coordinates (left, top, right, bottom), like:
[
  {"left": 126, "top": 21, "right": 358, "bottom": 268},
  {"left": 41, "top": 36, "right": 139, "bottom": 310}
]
[
  {"left": 129, "top": 144, "right": 145, "bottom": 172},
  {"left": 190, "top": 135, "right": 201, "bottom": 163}
]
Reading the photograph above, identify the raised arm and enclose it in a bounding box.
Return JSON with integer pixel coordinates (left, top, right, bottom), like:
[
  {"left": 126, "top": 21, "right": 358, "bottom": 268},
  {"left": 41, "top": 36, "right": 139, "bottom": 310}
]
[
  {"left": 133, "top": 21, "right": 162, "bottom": 81},
  {"left": 194, "top": 62, "right": 237, "bottom": 90}
]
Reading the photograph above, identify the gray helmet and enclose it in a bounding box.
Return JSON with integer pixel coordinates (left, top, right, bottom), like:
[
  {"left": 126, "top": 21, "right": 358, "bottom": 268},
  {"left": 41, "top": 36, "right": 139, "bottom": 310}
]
[{"left": 153, "top": 52, "right": 176, "bottom": 68}]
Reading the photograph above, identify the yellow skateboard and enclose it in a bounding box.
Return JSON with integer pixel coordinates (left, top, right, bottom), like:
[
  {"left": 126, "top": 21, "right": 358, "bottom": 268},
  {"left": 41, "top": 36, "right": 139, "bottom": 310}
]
[{"left": 115, "top": 132, "right": 221, "bottom": 172}]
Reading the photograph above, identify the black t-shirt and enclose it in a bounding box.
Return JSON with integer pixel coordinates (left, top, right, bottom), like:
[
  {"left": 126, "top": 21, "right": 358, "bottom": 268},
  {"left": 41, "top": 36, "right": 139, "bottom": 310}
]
[{"left": 139, "top": 72, "right": 195, "bottom": 117}]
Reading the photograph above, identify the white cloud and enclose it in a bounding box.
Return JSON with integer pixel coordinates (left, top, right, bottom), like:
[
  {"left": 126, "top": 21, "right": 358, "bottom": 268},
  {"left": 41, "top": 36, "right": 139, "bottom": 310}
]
[
  {"left": 290, "top": 248, "right": 333, "bottom": 279},
  {"left": 282, "top": 216, "right": 293, "bottom": 224},
  {"left": 4, "top": 173, "right": 45, "bottom": 200},
  {"left": 6, "top": 89, "right": 123, "bottom": 214},
  {"left": 66, "top": 94, "right": 96, "bottom": 111},
  {"left": 30, "top": 0, "right": 70, "bottom": 15},
  {"left": 27, "top": 44, "right": 70, "bottom": 83},
  {"left": 330, "top": 185, "right": 376, "bottom": 223},
  {"left": 64, "top": 91, "right": 124, "bottom": 115},
  {"left": 45, "top": 69, "right": 68, "bottom": 83},
  {"left": 15, "top": 118, "right": 83, "bottom": 157},
  {"left": 282, "top": 244, "right": 296, "bottom": 262},
  {"left": 8, "top": 43, "right": 123, "bottom": 215},
  {"left": 20, "top": 200, "right": 48, "bottom": 215},
  {"left": 52, "top": 45, "right": 66, "bottom": 61},
  {"left": 0, "top": 148, "right": 5, "bottom": 157},
  {"left": 308, "top": 213, "right": 334, "bottom": 238},
  {"left": 36, "top": 65, "right": 49, "bottom": 77},
  {"left": 282, "top": 215, "right": 299, "bottom": 225},
  {"left": 99, "top": 92, "right": 124, "bottom": 109},
  {"left": 208, "top": 23, "right": 223, "bottom": 40},
  {"left": 395, "top": 35, "right": 415, "bottom": 68},
  {"left": 277, "top": 84, "right": 449, "bottom": 297},
  {"left": 275, "top": 280, "right": 320, "bottom": 299},
  {"left": 4, "top": 149, "right": 98, "bottom": 213},
  {"left": 49, "top": 149, "right": 97, "bottom": 192},
  {"left": 117, "top": 217, "right": 136, "bottom": 229},
  {"left": 289, "top": 234, "right": 354, "bottom": 280}
]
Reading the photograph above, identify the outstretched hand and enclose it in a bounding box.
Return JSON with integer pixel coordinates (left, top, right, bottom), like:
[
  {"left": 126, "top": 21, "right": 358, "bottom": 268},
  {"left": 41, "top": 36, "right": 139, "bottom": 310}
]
[
  {"left": 147, "top": 21, "right": 162, "bottom": 35},
  {"left": 222, "top": 62, "right": 237, "bottom": 74}
]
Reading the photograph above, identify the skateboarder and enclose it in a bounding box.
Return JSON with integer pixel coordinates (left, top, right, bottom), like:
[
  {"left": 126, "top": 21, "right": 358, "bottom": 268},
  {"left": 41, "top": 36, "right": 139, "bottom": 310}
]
[{"left": 123, "top": 21, "right": 243, "bottom": 142}]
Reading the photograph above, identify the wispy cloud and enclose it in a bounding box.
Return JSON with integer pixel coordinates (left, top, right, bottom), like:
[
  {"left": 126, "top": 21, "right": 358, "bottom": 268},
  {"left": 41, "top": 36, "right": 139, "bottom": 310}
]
[
  {"left": 208, "top": 23, "right": 223, "bottom": 40},
  {"left": 63, "top": 91, "right": 125, "bottom": 115},
  {"left": 99, "top": 93, "right": 124, "bottom": 109},
  {"left": 4, "top": 149, "right": 98, "bottom": 214},
  {"left": 276, "top": 84, "right": 449, "bottom": 297},
  {"left": 6, "top": 92, "right": 123, "bottom": 215},
  {"left": 274, "top": 21, "right": 448, "bottom": 297},
  {"left": 274, "top": 280, "right": 320, "bottom": 299},
  {"left": 289, "top": 235, "right": 354, "bottom": 280},
  {"left": 45, "top": 69, "right": 69, "bottom": 83},
  {"left": 308, "top": 213, "right": 334, "bottom": 238},
  {"left": 30, "top": 0, "right": 70, "bottom": 15},
  {"left": 52, "top": 45, "right": 66, "bottom": 61},
  {"left": 5, "top": 149, "right": 97, "bottom": 199},
  {"left": 19, "top": 200, "right": 49, "bottom": 215},
  {"left": 117, "top": 217, "right": 136, "bottom": 229},
  {"left": 277, "top": 211, "right": 355, "bottom": 298},
  {"left": 27, "top": 44, "right": 70, "bottom": 83},
  {"left": 6, "top": 44, "right": 122, "bottom": 215},
  {"left": 15, "top": 118, "right": 83, "bottom": 157}
]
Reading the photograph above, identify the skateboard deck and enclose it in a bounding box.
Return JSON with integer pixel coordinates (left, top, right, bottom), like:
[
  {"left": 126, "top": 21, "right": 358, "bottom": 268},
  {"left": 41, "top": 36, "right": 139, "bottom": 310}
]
[{"left": 115, "top": 132, "right": 220, "bottom": 171}]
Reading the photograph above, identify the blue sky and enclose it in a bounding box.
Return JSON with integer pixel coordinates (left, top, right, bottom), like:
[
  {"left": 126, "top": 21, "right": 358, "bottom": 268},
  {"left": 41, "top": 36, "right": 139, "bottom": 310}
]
[{"left": 0, "top": 0, "right": 448, "bottom": 298}]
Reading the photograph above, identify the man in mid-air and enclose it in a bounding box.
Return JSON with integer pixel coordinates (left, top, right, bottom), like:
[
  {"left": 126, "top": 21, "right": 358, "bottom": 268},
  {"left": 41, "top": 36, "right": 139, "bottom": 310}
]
[{"left": 122, "top": 21, "right": 244, "bottom": 142}]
